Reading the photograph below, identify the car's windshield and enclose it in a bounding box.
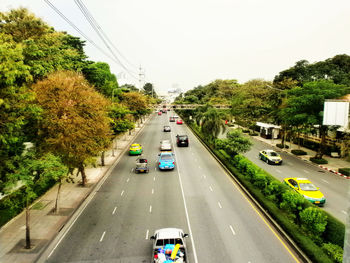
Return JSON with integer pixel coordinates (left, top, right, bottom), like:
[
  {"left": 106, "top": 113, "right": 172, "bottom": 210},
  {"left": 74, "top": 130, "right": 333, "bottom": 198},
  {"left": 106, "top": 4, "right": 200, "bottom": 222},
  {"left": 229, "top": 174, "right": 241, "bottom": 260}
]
[{"left": 299, "top": 183, "right": 318, "bottom": 191}]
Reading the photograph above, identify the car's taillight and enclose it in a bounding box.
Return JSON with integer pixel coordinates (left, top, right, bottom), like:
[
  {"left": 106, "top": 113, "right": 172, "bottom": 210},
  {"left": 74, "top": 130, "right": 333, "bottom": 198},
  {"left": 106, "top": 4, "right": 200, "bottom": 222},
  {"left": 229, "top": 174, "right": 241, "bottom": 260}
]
[
  {"left": 173, "top": 162, "right": 174, "bottom": 165},
  {"left": 159, "top": 162, "right": 161, "bottom": 165}
]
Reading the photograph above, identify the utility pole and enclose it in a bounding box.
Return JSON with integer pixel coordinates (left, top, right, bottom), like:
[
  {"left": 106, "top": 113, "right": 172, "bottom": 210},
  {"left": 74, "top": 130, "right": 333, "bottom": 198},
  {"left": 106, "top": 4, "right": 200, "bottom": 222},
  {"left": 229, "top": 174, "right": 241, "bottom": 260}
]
[{"left": 138, "top": 65, "right": 144, "bottom": 92}]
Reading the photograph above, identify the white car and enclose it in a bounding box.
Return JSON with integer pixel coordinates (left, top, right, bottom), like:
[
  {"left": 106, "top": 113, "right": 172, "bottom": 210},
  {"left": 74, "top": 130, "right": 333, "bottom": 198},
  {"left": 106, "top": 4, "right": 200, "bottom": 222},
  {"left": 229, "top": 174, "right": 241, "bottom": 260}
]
[{"left": 160, "top": 140, "right": 172, "bottom": 151}]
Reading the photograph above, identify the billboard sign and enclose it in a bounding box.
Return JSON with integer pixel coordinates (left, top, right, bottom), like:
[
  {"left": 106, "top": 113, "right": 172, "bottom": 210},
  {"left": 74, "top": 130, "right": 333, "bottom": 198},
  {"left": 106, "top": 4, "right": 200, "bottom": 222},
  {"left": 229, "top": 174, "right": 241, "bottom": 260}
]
[{"left": 323, "top": 101, "right": 349, "bottom": 127}]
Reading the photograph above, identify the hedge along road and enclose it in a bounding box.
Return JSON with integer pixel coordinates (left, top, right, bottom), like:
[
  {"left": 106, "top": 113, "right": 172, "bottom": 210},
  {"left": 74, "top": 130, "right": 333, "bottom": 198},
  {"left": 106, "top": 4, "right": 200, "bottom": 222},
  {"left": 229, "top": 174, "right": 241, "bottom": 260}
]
[{"left": 44, "top": 112, "right": 301, "bottom": 263}]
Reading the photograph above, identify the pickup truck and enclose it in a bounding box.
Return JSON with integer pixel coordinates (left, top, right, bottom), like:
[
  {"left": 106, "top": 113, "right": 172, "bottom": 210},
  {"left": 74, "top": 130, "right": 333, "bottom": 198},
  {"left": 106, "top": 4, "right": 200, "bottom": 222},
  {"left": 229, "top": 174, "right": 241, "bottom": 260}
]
[{"left": 150, "top": 228, "right": 188, "bottom": 263}]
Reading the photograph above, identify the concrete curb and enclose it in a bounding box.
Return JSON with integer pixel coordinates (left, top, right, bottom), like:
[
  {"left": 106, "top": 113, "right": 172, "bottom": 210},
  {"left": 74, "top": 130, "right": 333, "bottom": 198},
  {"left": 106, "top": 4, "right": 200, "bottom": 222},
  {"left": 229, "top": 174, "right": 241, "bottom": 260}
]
[{"left": 318, "top": 165, "right": 350, "bottom": 179}]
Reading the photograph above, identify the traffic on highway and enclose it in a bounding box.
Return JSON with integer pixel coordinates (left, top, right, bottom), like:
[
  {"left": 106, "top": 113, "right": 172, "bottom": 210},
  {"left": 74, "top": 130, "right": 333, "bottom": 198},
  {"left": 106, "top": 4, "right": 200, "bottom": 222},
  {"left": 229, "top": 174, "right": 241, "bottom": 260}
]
[{"left": 45, "top": 110, "right": 301, "bottom": 263}]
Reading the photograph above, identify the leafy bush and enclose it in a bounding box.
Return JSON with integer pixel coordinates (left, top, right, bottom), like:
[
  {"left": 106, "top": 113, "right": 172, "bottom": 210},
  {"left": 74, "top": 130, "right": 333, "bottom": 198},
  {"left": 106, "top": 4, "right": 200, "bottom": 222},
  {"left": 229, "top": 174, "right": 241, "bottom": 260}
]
[
  {"left": 322, "top": 243, "right": 343, "bottom": 263},
  {"left": 276, "top": 143, "right": 289, "bottom": 149},
  {"left": 242, "top": 129, "right": 250, "bottom": 133},
  {"left": 310, "top": 157, "right": 328, "bottom": 164},
  {"left": 291, "top": 149, "right": 307, "bottom": 155},
  {"left": 299, "top": 207, "right": 328, "bottom": 237},
  {"left": 280, "top": 190, "right": 305, "bottom": 218},
  {"left": 339, "top": 168, "right": 350, "bottom": 176},
  {"left": 252, "top": 172, "right": 268, "bottom": 190},
  {"left": 323, "top": 214, "right": 345, "bottom": 247}
]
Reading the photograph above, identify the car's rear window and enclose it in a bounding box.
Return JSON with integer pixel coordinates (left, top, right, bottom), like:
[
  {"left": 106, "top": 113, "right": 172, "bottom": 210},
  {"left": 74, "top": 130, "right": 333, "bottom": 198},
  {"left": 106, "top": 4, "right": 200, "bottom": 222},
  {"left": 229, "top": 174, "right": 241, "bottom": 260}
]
[
  {"left": 161, "top": 155, "right": 173, "bottom": 160},
  {"left": 178, "top": 136, "right": 188, "bottom": 140},
  {"left": 156, "top": 238, "right": 183, "bottom": 246}
]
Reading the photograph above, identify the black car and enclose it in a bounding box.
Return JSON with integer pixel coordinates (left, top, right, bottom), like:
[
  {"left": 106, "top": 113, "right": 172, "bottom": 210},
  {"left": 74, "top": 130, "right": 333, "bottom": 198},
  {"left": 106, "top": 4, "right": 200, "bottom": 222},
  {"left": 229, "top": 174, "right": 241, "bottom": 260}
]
[
  {"left": 163, "top": 125, "right": 171, "bottom": 132},
  {"left": 176, "top": 135, "right": 189, "bottom": 147}
]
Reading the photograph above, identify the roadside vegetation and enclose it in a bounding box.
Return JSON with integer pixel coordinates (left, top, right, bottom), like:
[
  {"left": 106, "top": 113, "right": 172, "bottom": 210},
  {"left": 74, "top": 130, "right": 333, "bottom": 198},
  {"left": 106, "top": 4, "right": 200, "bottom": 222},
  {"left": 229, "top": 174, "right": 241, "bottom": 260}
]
[
  {"left": 177, "top": 110, "right": 345, "bottom": 263},
  {"left": 0, "top": 8, "right": 156, "bottom": 248}
]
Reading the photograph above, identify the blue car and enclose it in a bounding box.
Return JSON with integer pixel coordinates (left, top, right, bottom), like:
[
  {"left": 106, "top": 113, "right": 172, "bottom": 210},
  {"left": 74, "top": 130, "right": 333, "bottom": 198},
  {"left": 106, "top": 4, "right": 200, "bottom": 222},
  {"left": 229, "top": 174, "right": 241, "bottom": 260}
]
[{"left": 158, "top": 152, "right": 175, "bottom": 170}]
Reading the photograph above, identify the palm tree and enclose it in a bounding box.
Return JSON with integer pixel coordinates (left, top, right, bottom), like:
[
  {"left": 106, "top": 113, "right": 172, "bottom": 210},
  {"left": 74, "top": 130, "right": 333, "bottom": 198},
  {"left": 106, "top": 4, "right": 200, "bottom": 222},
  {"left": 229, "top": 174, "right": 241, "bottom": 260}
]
[{"left": 200, "top": 107, "right": 226, "bottom": 142}]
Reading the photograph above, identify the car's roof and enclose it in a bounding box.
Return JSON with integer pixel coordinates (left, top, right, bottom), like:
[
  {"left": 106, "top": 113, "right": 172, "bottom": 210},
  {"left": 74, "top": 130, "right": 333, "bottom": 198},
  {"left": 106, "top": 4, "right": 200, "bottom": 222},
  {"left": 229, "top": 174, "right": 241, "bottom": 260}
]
[
  {"left": 131, "top": 143, "right": 140, "bottom": 146},
  {"left": 154, "top": 228, "right": 184, "bottom": 239},
  {"left": 263, "top": 149, "right": 276, "bottom": 153}
]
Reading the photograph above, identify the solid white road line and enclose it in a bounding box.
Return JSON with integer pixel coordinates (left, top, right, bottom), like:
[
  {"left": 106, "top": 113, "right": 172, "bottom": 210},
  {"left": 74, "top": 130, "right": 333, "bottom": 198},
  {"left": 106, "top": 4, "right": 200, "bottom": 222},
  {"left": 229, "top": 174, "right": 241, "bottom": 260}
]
[
  {"left": 322, "top": 179, "right": 329, "bottom": 184},
  {"left": 218, "top": 202, "right": 222, "bottom": 209},
  {"left": 303, "top": 169, "right": 310, "bottom": 174},
  {"left": 229, "top": 225, "right": 236, "bottom": 236},
  {"left": 145, "top": 229, "right": 149, "bottom": 240},
  {"left": 126, "top": 178, "right": 130, "bottom": 183},
  {"left": 112, "top": 207, "right": 117, "bottom": 215},
  {"left": 152, "top": 189, "right": 154, "bottom": 194},
  {"left": 121, "top": 190, "right": 124, "bottom": 196},
  {"left": 170, "top": 134, "right": 198, "bottom": 263},
  {"left": 99, "top": 231, "right": 106, "bottom": 242},
  {"left": 149, "top": 205, "right": 152, "bottom": 213},
  {"left": 209, "top": 186, "right": 213, "bottom": 192}
]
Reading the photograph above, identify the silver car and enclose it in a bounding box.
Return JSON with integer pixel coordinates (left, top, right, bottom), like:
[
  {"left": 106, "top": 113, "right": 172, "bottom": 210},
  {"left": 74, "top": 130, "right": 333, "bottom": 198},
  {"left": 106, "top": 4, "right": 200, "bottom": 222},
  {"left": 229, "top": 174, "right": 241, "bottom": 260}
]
[{"left": 160, "top": 140, "right": 172, "bottom": 151}]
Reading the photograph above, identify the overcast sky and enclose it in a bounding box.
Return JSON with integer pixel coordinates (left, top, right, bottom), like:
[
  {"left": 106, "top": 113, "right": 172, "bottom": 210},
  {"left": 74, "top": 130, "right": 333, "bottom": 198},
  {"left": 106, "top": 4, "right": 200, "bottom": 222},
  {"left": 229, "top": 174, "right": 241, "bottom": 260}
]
[{"left": 2, "top": 0, "right": 350, "bottom": 93}]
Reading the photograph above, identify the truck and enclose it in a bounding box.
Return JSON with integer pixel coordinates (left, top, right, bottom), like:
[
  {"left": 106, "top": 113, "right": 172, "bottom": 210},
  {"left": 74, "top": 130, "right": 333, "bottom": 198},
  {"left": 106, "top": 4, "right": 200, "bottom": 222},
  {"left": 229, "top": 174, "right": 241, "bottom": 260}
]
[{"left": 150, "top": 228, "right": 188, "bottom": 263}]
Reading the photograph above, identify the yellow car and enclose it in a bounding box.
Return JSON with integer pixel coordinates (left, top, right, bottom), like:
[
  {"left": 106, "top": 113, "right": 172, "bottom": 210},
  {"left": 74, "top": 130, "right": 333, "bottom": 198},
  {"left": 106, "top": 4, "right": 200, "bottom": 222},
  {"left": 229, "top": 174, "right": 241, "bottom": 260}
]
[
  {"left": 283, "top": 177, "right": 326, "bottom": 206},
  {"left": 129, "top": 143, "right": 143, "bottom": 155},
  {"left": 259, "top": 149, "right": 282, "bottom": 165}
]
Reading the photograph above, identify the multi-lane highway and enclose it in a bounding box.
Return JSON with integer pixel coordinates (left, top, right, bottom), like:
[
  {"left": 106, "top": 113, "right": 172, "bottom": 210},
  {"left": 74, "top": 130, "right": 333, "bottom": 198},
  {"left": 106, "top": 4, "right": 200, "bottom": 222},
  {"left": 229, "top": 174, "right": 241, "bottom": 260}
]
[
  {"left": 45, "top": 112, "right": 301, "bottom": 263},
  {"left": 243, "top": 137, "right": 350, "bottom": 223}
]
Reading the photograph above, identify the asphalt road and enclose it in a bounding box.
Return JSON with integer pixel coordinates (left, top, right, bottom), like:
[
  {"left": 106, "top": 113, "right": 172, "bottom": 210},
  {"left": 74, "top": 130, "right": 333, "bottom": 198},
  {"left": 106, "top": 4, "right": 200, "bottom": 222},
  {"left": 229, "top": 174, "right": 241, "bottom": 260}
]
[
  {"left": 243, "top": 136, "right": 350, "bottom": 222},
  {"left": 45, "top": 112, "right": 301, "bottom": 263}
]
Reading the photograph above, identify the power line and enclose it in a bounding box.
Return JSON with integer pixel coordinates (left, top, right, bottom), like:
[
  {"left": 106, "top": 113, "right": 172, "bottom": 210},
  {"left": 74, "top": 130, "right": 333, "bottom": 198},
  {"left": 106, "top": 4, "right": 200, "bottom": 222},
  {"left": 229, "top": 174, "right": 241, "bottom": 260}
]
[
  {"left": 75, "top": 0, "right": 138, "bottom": 70},
  {"left": 74, "top": 0, "right": 138, "bottom": 79},
  {"left": 43, "top": 0, "right": 138, "bottom": 80}
]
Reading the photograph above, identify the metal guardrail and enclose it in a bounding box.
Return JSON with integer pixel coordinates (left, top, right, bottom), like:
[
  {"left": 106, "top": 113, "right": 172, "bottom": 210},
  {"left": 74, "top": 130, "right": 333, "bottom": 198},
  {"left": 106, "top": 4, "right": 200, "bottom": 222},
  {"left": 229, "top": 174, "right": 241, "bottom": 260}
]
[{"left": 182, "top": 119, "right": 311, "bottom": 263}]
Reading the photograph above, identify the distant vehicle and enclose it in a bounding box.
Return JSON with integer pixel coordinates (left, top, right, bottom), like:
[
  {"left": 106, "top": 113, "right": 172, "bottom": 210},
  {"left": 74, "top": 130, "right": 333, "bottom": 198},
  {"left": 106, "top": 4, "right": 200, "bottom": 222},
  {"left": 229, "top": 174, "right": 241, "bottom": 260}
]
[
  {"left": 163, "top": 125, "right": 171, "bottom": 132},
  {"left": 176, "top": 135, "right": 188, "bottom": 147},
  {"left": 283, "top": 177, "right": 326, "bottom": 206},
  {"left": 169, "top": 116, "right": 175, "bottom": 122},
  {"left": 150, "top": 228, "right": 188, "bottom": 263},
  {"left": 135, "top": 157, "right": 149, "bottom": 173},
  {"left": 158, "top": 152, "right": 175, "bottom": 170},
  {"left": 167, "top": 108, "right": 170, "bottom": 111},
  {"left": 259, "top": 149, "right": 282, "bottom": 165},
  {"left": 160, "top": 140, "right": 172, "bottom": 151},
  {"left": 173, "top": 115, "right": 179, "bottom": 119},
  {"left": 129, "top": 143, "right": 142, "bottom": 155},
  {"left": 162, "top": 109, "right": 167, "bottom": 113},
  {"left": 158, "top": 111, "right": 162, "bottom": 116},
  {"left": 176, "top": 119, "right": 183, "bottom": 125}
]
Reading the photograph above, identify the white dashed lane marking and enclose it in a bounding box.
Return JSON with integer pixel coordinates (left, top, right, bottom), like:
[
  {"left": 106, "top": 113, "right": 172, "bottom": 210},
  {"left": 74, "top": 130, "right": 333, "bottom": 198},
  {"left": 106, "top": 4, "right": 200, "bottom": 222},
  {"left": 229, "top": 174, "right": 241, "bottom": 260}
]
[
  {"left": 145, "top": 229, "right": 149, "bottom": 239},
  {"left": 275, "top": 169, "right": 282, "bottom": 173},
  {"left": 99, "top": 231, "right": 106, "bottom": 242},
  {"left": 121, "top": 190, "right": 124, "bottom": 196},
  {"left": 209, "top": 186, "right": 213, "bottom": 192},
  {"left": 126, "top": 178, "right": 130, "bottom": 183},
  {"left": 342, "top": 210, "right": 348, "bottom": 215},
  {"left": 321, "top": 179, "right": 329, "bottom": 184},
  {"left": 303, "top": 170, "right": 310, "bottom": 174},
  {"left": 152, "top": 189, "right": 154, "bottom": 194},
  {"left": 218, "top": 202, "right": 222, "bottom": 209},
  {"left": 149, "top": 205, "right": 152, "bottom": 213},
  {"left": 229, "top": 225, "right": 236, "bottom": 236},
  {"left": 112, "top": 207, "right": 117, "bottom": 215}
]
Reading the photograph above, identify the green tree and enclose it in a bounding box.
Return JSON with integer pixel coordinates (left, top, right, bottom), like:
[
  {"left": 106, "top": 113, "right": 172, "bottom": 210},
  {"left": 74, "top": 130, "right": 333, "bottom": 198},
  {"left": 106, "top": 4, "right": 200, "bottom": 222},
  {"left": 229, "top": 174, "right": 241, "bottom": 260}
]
[
  {"left": 0, "top": 32, "right": 34, "bottom": 192},
  {"left": 6, "top": 150, "right": 67, "bottom": 249},
  {"left": 32, "top": 71, "right": 112, "bottom": 186},
  {"left": 142, "top": 82, "right": 157, "bottom": 98},
  {"left": 281, "top": 80, "right": 349, "bottom": 159},
  {"left": 121, "top": 91, "right": 149, "bottom": 122},
  {"left": 299, "top": 207, "right": 328, "bottom": 237},
  {"left": 82, "top": 62, "right": 119, "bottom": 98},
  {"left": 216, "top": 129, "right": 252, "bottom": 156},
  {"left": 200, "top": 107, "right": 226, "bottom": 142}
]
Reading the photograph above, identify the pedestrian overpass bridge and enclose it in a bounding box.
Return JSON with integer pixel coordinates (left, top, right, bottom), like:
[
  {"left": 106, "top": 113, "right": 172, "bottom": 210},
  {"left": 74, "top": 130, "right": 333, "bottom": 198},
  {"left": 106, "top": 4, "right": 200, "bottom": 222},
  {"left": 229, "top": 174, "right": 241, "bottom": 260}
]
[{"left": 155, "top": 104, "right": 231, "bottom": 110}]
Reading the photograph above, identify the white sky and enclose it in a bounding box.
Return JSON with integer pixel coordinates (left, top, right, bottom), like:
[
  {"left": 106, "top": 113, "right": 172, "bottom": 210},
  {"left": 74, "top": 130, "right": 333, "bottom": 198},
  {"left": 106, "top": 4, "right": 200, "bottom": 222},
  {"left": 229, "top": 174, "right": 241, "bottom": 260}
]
[{"left": 1, "top": 0, "right": 350, "bottom": 93}]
